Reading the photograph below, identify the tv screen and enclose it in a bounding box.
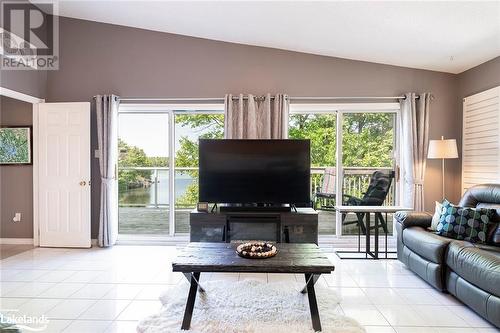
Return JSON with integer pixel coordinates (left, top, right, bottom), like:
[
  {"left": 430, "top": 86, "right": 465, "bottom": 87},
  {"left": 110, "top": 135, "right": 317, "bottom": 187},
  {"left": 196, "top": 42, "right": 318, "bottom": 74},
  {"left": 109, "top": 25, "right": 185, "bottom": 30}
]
[{"left": 199, "top": 139, "right": 310, "bottom": 204}]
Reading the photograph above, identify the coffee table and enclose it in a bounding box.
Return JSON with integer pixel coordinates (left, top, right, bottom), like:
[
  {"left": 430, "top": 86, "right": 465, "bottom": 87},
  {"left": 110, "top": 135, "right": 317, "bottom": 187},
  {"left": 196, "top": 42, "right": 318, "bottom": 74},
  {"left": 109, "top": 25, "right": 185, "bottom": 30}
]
[{"left": 172, "top": 242, "right": 335, "bottom": 332}]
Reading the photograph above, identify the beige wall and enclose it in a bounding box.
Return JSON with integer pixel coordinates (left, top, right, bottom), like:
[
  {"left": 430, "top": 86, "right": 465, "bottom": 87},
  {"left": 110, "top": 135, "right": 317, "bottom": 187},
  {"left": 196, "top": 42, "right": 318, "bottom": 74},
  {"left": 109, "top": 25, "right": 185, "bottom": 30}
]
[{"left": 0, "top": 96, "right": 34, "bottom": 239}]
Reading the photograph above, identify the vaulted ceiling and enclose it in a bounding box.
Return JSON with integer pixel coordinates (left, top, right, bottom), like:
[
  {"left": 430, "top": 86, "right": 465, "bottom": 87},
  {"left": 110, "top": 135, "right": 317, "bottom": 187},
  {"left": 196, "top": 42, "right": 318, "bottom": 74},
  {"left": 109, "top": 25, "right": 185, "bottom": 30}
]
[{"left": 46, "top": 1, "right": 500, "bottom": 73}]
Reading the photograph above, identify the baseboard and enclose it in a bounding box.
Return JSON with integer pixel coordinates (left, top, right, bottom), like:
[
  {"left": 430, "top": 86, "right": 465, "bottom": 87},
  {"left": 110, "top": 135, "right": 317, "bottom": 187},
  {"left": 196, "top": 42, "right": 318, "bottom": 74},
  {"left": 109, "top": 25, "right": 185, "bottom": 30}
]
[
  {"left": 0, "top": 238, "right": 34, "bottom": 245},
  {"left": 91, "top": 239, "right": 97, "bottom": 246}
]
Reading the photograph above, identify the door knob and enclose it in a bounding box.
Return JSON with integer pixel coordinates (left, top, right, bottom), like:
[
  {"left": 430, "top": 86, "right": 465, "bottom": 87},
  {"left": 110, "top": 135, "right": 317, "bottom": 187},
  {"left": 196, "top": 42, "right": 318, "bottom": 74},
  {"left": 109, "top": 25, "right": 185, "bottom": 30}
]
[{"left": 79, "top": 181, "right": 86, "bottom": 186}]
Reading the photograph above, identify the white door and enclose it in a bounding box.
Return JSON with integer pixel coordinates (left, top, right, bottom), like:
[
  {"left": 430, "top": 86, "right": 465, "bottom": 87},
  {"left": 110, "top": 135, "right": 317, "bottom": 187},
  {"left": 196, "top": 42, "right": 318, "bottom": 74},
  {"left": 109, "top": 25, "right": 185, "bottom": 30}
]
[{"left": 38, "top": 102, "right": 91, "bottom": 247}]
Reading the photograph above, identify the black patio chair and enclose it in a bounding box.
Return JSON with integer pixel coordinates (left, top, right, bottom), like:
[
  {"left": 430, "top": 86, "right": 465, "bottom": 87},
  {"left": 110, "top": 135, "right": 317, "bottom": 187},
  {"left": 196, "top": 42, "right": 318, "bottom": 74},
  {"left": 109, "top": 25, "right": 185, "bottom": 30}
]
[{"left": 341, "top": 170, "right": 395, "bottom": 234}]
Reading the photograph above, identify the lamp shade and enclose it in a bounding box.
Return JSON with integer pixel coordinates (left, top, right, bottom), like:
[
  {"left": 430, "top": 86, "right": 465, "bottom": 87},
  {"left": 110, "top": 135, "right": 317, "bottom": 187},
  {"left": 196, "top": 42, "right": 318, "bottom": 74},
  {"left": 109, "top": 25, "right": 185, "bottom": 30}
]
[{"left": 428, "top": 138, "right": 458, "bottom": 159}]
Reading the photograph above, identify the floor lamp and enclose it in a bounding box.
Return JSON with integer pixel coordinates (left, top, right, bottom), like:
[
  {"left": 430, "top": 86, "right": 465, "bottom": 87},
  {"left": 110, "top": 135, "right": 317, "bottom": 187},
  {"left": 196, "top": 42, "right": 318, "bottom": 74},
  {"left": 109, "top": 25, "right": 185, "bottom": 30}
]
[{"left": 428, "top": 136, "right": 458, "bottom": 199}]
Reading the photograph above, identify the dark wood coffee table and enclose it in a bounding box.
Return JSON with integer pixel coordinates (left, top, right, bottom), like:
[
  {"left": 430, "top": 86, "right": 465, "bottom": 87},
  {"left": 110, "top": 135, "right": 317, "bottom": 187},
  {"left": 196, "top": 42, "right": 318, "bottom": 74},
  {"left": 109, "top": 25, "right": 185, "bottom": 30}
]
[{"left": 172, "top": 242, "right": 335, "bottom": 332}]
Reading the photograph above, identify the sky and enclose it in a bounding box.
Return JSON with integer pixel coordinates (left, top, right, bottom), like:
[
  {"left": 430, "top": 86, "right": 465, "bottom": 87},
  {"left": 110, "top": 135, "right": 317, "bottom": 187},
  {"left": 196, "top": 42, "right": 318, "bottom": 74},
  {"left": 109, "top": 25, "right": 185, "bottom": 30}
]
[{"left": 118, "top": 114, "right": 213, "bottom": 157}]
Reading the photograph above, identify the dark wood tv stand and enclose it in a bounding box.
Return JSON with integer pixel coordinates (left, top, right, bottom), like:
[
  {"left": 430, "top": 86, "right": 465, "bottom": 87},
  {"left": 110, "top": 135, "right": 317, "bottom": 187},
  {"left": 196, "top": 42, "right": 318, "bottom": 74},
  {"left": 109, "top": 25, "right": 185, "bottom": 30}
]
[{"left": 189, "top": 208, "right": 318, "bottom": 244}]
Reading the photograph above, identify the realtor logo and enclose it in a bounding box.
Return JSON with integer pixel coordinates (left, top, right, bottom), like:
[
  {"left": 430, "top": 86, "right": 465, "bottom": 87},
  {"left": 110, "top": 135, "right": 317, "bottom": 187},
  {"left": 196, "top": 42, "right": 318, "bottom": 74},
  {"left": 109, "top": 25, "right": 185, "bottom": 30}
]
[{"left": 1, "top": 1, "right": 59, "bottom": 70}]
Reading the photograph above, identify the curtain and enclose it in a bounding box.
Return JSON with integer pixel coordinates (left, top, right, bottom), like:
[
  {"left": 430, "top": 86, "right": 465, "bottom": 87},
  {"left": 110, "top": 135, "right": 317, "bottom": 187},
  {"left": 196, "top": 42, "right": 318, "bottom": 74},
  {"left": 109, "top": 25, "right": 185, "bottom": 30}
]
[
  {"left": 95, "top": 95, "right": 119, "bottom": 247},
  {"left": 224, "top": 94, "right": 289, "bottom": 139},
  {"left": 399, "top": 93, "right": 431, "bottom": 211}
]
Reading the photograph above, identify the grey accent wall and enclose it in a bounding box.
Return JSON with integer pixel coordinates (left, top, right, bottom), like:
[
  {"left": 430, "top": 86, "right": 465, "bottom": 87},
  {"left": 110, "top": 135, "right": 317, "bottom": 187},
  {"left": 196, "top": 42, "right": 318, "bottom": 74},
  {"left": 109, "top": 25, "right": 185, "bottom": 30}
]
[
  {"left": 0, "top": 1, "right": 48, "bottom": 99},
  {"left": 458, "top": 56, "right": 500, "bottom": 98},
  {"left": 12, "top": 16, "right": 497, "bottom": 237},
  {"left": 0, "top": 66, "right": 47, "bottom": 99},
  {"left": 45, "top": 17, "right": 461, "bottom": 235},
  {"left": 0, "top": 96, "right": 34, "bottom": 238}
]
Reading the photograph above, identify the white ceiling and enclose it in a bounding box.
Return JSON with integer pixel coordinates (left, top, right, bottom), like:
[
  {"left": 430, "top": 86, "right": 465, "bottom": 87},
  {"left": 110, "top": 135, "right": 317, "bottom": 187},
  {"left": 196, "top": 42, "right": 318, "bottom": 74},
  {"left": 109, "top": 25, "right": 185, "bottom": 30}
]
[{"left": 47, "top": 1, "right": 500, "bottom": 74}]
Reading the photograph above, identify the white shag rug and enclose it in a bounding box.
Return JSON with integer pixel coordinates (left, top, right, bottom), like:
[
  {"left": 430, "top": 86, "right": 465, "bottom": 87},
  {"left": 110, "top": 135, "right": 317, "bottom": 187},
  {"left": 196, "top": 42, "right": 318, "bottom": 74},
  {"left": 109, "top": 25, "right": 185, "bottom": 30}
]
[{"left": 137, "top": 279, "right": 365, "bottom": 333}]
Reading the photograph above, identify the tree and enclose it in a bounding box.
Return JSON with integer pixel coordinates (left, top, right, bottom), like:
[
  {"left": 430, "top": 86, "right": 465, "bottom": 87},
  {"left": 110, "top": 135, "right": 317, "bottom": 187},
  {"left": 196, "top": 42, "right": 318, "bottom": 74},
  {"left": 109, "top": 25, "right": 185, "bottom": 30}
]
[
  {"left": 289, "top": 113, "right": 394, "bottom": 168},
  {"left": 117, "top": 139, "right": 169, "bottom": 193},
  {"left": 341, "top": 113, "right": 394, "bottom": 167},
  {"left": 174, "top": 114, "right": 224, "bottom": 207},
  {"left": 128, "top": 112, "right": 394, "bottom": 207},
  {"left": 118, "top": 139, "right": 150, "bottom": 191}
]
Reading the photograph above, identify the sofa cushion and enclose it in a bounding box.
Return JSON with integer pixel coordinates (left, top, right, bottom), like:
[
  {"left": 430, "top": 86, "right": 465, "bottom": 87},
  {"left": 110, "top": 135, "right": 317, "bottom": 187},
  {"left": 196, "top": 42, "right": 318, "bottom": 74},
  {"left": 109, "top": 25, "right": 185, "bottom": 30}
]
[
  {"left": 436, "top": 200, "right": 497, "bottom": 244},
  {"left": 446, "top": 240, "right": 500, "bottom": 297},
  {"left": 402, "top": 226, "right": 452, "bottom": 264}
]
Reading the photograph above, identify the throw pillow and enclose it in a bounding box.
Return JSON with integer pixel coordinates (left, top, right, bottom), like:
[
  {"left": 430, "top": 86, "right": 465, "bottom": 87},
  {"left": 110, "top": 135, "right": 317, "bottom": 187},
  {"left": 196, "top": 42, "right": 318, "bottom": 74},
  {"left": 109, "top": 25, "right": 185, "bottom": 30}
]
[
  {"left": 436, "top": 200, "right": 496, "bottom": 243},
  {"left": 430, "top": 200, "right": 443, "bottom": 231}
]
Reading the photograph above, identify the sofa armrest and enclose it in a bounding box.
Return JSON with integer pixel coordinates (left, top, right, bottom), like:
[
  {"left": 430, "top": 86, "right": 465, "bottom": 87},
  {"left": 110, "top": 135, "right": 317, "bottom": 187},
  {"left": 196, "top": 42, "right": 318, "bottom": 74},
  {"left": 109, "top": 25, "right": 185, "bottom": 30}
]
[{"left": 395, "top": 211, "right": 433, "bottom": 230}]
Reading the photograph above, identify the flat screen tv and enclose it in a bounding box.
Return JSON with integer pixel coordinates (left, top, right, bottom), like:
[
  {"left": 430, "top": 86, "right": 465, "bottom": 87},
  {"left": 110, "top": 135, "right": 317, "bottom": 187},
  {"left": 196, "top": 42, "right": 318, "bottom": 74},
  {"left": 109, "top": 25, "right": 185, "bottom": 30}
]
[{"left": 199, "top": 139, "right": 310, "bottom": 205}]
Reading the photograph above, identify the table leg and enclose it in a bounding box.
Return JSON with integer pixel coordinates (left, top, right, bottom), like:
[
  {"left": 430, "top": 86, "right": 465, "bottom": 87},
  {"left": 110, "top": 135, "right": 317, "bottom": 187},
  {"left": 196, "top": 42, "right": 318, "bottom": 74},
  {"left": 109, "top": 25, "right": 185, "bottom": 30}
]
[
  {"left": 304, "top": 273, "right": 322, "bottom": 332},
  {"left": 183, "top": 272, "right": 205, "bottom": 292},
  {"left": 374, "top": 213, "right": 379, "bottom": 259},
  {"left": 181, "top": 272, "right": 200, "bottom": 330},
  {"left": 385, "top": 212, "right": 388, "bottom": 259},
  {"left": 300, "top": 274, "right": 319, "bottom": 294},
  {"left": 366, "top": 212, "right": 370, "bottom": 259},
  {"left": 357, "top": 221, "right": 361, "bottom": 252}
]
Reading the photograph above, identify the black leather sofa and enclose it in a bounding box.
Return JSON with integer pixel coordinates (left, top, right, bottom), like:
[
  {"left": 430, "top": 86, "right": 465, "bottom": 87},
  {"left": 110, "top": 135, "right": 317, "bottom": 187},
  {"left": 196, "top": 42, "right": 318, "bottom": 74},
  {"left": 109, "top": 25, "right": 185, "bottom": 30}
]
[{"left": 396, "top": 184, "right": 500, "bottom": 327}]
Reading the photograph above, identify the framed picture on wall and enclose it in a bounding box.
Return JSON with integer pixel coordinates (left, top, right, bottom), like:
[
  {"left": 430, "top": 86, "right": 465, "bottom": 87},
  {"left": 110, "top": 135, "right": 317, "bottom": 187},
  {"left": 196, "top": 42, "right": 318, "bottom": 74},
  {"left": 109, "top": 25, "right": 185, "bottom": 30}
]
[{"left": 0, "top": 126, "right": 33, "bottom": 165}]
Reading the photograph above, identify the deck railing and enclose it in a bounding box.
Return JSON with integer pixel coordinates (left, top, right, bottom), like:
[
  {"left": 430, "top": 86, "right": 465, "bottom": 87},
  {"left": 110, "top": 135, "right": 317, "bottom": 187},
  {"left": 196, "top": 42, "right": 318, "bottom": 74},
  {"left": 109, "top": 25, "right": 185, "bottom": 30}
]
[
  {"left": 311, "top": 166, "right": 395, "bottom": 205},
  {"left": 118, "top": 166, "right": 396, "bottom": 208}
]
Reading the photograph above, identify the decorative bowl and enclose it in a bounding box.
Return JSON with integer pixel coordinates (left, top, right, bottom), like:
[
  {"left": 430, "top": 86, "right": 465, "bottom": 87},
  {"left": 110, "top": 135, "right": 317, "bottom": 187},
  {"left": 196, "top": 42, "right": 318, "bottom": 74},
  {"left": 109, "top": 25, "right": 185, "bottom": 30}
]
[{"left": 236, "top": 242, "right": 277, "bottom": 259}]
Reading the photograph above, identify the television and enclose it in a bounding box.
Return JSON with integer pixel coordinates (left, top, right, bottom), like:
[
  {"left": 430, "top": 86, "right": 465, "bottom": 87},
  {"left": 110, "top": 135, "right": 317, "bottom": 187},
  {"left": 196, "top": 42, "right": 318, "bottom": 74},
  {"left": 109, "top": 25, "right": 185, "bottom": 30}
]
[{"left": 198, "top": 139, "right": 310, "bottom": 205}]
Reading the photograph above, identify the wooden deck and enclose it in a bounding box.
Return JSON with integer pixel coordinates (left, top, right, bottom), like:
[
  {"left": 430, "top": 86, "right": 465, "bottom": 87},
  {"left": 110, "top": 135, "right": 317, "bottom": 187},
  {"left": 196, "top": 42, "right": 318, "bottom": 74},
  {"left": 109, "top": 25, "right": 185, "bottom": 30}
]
[{"left": 118, "top": 207, "right": 394, "bottom": 236}]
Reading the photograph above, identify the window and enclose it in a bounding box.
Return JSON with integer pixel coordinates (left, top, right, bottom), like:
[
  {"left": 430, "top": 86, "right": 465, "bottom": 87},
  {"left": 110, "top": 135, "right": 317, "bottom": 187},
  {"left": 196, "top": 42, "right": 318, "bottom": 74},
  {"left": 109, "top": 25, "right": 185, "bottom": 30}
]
[
  {"left": 289, "top": 103, "right": 400, "bottom": 237},
  {"left": 118, "top": 104, "right": 224, "bottom": 236},
  {"left": 341, "top": 112, "right": 397, "bottom": 236},
  {"left": 118, "top": 102, "right": 399, "bottom": 238},
  {"left": 289, "top": 112, "right": 337, "bottom": 234},
  {"left": 118, "top": 113, "right": 170, "bottom": 235},
  {"left": 174, "top": 113, "right": 224, "bottom": 233}
]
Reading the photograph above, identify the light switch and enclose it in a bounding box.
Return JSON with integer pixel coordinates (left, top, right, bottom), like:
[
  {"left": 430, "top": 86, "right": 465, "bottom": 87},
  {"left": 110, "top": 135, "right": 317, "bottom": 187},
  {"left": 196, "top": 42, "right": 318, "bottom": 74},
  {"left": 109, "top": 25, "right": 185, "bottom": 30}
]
[{"left": 13, "top": 213, "right": 21, "bottom": 222}]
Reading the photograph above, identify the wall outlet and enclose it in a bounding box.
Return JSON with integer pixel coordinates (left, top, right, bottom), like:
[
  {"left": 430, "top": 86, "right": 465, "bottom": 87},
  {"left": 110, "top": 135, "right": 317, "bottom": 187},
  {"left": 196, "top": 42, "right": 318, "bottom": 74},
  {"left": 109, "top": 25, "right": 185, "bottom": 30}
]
[{"left": 13, "top": 213, "right": 21, "bottom": 223}]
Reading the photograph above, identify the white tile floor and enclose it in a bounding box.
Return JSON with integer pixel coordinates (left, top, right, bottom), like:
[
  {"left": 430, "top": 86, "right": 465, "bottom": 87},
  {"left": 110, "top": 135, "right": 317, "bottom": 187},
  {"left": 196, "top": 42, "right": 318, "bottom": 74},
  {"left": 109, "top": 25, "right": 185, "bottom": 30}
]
[{"left": 0, "top": 246, "right": 497, "bottom": 333}]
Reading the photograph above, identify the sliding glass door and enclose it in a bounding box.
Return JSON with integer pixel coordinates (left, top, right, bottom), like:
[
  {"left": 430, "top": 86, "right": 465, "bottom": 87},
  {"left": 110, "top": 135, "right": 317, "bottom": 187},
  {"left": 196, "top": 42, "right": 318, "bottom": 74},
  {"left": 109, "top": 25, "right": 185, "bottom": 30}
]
[
  {"left": 289, "top": 112, "right": 337, "bottom": 234},
  {"left": 118, "top": 104, "right": 224, "bottom": 237},
  {"left": 289, "top": 104, "right": 400, "bottom": 237},
  {"left": 174, "top": 112, "right": 224, "bottom": 233},
  {"left": 118, "top": 102, "right": 398, "bottom": 238},
  {"left": 118, "top": 113, "right": 170, "bottom": 235},
  {"left": 340, "top": 112, "right": 397, "bottom": 236}
]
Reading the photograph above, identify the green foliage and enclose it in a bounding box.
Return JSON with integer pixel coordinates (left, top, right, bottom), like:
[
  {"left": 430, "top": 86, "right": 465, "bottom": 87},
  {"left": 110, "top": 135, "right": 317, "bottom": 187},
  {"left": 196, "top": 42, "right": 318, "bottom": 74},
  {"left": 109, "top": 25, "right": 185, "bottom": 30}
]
[
  {"left": 174, "top": 114, "right": 224, "bottom": 207},
  {"left": 341, "top": 113, "right": 394, "bottom": 167},
  {"left": 289, "top": 114, "right": 336, "bottom": 167},
  {"left": 118, "top": 112, "right": 394, "bottom": 208},
  {"left": 289, "top": 113, "right": 394, "bottom": 168},
  {"left": 118, "top": 139, "right": 168, "bottom": 192}
]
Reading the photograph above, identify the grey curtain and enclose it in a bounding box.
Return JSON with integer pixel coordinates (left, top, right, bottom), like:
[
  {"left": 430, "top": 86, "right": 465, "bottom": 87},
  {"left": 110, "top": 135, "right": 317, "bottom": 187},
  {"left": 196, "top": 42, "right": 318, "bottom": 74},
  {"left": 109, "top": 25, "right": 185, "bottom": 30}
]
[
  {"left": 400, "top": 93, "right": 431, "bottom": 211},
  {"left": 95, "top": 95, "right": 119, "bottom": 247},
  {"left": 224, "top": 94, "right": 289, "bottom": 139}
]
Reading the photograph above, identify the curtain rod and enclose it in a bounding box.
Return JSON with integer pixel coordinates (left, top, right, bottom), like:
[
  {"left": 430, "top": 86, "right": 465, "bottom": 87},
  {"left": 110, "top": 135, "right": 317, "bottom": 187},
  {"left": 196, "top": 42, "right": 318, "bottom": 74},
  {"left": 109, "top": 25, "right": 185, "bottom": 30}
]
[{"left": 119, "top": 95, "right": 416, "bottom": 102}]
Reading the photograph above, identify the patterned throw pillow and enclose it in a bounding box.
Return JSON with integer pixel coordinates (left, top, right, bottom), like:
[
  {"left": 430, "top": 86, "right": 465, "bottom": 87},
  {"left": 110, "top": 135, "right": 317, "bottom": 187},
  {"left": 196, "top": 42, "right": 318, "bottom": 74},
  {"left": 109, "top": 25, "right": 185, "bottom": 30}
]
[
  {"left": 436, "top": 200, "right": 496, "bottom": 243},
  {"left": 430, "top": 201, "right": 443, "bottom": 231}
]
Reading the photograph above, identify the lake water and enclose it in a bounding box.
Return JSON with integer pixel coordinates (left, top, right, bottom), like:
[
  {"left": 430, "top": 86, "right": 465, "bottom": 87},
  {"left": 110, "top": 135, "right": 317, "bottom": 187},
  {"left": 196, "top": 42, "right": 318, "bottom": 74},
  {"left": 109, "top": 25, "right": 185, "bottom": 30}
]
[{"left": 119, "top": 172, "right": 195, "bottom": 206}]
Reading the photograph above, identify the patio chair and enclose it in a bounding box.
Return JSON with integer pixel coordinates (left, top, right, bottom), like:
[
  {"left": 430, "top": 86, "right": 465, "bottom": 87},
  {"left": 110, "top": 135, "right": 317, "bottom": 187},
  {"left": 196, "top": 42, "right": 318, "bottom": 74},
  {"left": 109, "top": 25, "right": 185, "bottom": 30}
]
[
  {"left": 313, "top": 167, "right": 336, "bottom": 210},
  {"left": 341, "top": 170, "right": 394, "bottom": 234}
]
